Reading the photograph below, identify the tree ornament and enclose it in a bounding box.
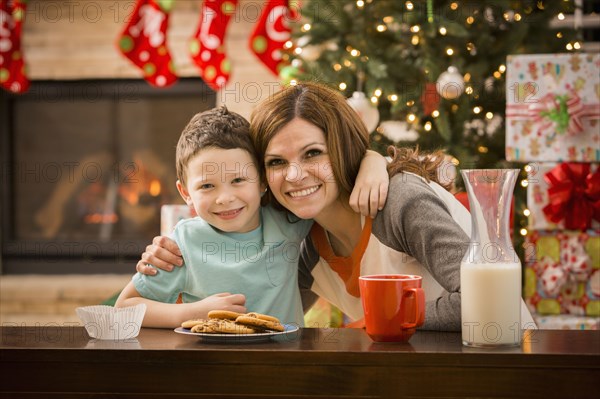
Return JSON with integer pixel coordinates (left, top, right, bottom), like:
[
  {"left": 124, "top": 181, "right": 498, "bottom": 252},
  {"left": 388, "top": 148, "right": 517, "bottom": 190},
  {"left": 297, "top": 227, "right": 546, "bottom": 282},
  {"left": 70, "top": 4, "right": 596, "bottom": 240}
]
[
  {"left": 347, "top": 91, "right": 380, "bottom": 132},
  {"left": 421, "top": 82, "right": 440, "bottom": 115},
  {"left": 279, "top": 64, "right": 299, "bottom": 85},
  {"left": 189, "top": 0, "right": 238, "bottom": 91},
  {"left": 296, "top": 35, "right": 321, "bottom": 61},
  {"left": 117, "top": 0, "right": 177, "bottom": 88},
  {"left": 249, "top": 0, "right": 296, "bottom": 75},
  {"left": 436, "top": 66, "right": 464, "bottom": 100},
  {"left": 484, "top": 76, "right": 495, "bottom": 93},
  {"left": 299, "top": 44, "right": 321, "bottom": 62},
  {"left": 379, "top": 121, "right": 419, "bottom": 142},
  {"left": 0, "top": 0, "right": 29, "bottom": 93},
  {"left": 323, "top": 39, "right": 339, "bottom": 52}
]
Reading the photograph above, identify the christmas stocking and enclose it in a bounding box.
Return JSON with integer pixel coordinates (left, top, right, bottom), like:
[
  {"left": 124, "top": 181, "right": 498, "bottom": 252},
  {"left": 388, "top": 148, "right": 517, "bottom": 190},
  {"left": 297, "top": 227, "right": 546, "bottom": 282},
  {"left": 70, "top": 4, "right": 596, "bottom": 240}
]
[
  {"left": 249, "top": 0, "right": 296, "bottom": 75},
  {"left": 0, "top": 0, "right": 30, "bottom": 93},
  {"left": 117, "top": 0, "right": 177, "bottom": 87},
  {"left": 190, "top": 0, "right": 238, "bottom": 91}
]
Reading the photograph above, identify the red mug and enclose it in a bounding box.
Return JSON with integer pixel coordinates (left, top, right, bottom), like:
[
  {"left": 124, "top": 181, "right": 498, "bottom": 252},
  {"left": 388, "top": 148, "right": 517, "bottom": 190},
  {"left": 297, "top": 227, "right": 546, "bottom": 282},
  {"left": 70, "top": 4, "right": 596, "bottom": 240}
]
[{"left": 359, "top": 274, "right": 425, "bottom": 342}]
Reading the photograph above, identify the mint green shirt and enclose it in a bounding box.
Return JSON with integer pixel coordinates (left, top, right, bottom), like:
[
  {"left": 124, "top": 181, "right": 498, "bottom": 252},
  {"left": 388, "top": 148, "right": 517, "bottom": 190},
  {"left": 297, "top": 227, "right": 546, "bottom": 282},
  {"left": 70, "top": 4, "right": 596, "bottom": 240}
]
[{"left": 133, "top": 206, "right": 312, "bottom": 325}]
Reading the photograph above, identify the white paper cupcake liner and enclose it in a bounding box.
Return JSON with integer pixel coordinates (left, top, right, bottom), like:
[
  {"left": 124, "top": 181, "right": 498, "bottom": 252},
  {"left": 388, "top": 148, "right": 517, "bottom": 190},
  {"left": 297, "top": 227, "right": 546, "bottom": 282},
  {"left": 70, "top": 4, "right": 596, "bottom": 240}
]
[{"left": 76, "top": 304, "right": 146, "bottom": 340}]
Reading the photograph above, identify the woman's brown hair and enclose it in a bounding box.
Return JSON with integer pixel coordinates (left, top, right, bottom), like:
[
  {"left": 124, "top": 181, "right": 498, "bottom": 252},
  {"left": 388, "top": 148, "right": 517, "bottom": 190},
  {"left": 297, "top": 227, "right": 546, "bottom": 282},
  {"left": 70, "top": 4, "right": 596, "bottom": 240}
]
[
  {"left": 387, "top": 146, "right": 452, "bottom": 191},
  {"left": 250, "top": 81, "right": 452, "bottom": 209},
  {"left": 250, "top": 82, "right": 370, "bottom": 207}
]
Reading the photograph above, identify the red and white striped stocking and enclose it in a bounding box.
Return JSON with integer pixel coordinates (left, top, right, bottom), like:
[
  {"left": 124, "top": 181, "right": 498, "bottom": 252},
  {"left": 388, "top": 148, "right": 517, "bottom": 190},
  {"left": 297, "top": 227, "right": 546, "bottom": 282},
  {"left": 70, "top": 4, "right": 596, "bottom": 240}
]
[
  {"left": 117, "top": 0, "right": 178, "bottom": 87},
  {"left": 189, "top": 0, "right": 238, "bottom": 91},
  {"left": 249, "top": 0, "right": 296, "bottom": 75},
  {"left": 0, "top": 0, "right": 29, "bottom": 93}
]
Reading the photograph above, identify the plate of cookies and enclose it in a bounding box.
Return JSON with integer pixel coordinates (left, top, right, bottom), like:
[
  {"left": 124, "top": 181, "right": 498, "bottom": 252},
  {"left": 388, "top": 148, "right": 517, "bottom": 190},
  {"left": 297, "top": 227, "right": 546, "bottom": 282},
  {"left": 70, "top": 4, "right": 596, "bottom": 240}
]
[{"left": 175, "top": 310, "right": 300, "bottom": 343}]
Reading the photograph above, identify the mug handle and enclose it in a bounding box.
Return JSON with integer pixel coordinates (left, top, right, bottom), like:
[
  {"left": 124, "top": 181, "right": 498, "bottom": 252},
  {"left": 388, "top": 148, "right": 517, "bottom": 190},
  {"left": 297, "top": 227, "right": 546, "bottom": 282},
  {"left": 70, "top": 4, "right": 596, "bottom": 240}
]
[{"left": 401, "top": 287, "right": 425, "bottom": 329}]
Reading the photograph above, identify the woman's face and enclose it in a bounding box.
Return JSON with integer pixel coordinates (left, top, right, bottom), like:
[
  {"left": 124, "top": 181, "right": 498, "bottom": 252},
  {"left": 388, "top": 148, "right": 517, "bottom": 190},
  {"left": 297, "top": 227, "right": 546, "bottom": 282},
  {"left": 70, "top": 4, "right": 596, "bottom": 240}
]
[{"left": 263, "top": 118, "right": 340, "bottom": 220}]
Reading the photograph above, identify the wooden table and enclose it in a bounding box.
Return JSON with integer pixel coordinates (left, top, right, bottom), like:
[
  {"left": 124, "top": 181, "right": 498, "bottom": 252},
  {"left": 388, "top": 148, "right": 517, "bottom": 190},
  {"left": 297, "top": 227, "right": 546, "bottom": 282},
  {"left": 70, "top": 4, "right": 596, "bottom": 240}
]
[{"left": 1, "top": 326, "right": 599, "bottom": 398}]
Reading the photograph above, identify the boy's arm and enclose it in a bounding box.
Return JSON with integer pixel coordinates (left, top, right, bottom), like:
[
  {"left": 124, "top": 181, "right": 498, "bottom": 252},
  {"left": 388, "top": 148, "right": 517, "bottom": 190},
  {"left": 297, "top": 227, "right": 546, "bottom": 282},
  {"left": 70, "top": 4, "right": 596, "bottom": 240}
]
[
  {"left": 115, "top": 281, "right": 188, "bottom": 328},
  {"left": 350, "top": 149, "right": 389, "bottom": 218},
  {"left": 115, "top": 281, "right": 247, "bottom": 328}
]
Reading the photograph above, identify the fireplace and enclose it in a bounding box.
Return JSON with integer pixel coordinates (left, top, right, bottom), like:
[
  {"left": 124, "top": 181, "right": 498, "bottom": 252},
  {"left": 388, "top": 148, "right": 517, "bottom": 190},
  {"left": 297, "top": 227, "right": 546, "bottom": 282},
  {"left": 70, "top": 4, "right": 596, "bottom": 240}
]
[{"left": 1, "top": 79, "right": 216, "bottom": 274}]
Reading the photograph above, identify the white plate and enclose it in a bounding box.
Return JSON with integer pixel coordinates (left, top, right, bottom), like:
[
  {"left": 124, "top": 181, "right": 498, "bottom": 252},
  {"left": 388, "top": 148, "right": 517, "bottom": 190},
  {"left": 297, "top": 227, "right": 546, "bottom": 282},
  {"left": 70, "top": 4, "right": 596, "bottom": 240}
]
[{"left": 174, "top": 324, "right": 301, "bottom": 344}]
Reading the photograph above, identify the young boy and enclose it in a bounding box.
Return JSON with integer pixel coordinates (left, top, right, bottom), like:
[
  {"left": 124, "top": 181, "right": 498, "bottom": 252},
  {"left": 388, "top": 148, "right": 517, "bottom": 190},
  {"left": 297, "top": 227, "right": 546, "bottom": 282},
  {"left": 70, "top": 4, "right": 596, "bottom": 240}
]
[{"left": 116, "top": 106, "right": 312, "bottom": 328}]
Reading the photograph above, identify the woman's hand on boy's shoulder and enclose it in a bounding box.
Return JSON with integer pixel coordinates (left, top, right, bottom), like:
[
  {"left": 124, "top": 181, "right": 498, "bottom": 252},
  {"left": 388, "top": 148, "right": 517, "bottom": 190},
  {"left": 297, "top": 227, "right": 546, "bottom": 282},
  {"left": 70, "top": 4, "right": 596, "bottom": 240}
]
[{"left": 136, "top": 236, "right": 183, "bottom": 275}]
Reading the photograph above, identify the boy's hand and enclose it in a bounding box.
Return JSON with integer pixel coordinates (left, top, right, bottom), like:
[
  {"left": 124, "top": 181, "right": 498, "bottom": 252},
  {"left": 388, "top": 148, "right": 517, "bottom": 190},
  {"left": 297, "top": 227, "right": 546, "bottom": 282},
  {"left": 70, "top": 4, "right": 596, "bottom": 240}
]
[
  {"left": 350, "top": 150, "right": 389, "bottom": 218},
  {"left": 195, "top": 293, "right": 247, "bottom": 315},
  {"left": 137, "top": 236, "right": 183, "bottom": 275}
]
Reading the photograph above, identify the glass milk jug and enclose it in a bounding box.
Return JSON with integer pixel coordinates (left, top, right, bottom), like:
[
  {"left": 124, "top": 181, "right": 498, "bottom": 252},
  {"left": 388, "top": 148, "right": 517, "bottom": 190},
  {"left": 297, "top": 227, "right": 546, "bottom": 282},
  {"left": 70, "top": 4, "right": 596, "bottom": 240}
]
[{"left": 460, "top": 169, "right": 521, "bottom": 348}]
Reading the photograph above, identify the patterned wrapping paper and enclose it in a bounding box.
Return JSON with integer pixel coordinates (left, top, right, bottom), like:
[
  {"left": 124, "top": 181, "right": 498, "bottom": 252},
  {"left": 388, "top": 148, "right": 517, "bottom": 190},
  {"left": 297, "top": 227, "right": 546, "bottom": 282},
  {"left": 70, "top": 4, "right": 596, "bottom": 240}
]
[
  {"left": 534, "top": 314, "right": 599, "bottom": 330},
  {"left": 505, "top": 53, "right": 600, "bottom": 162},
  {"left": 527, "top": 162, "right": 600, "bottom": 231},
  {"left": 524, "top": 230, "right": 600, "bottom": 316},
  {"left": 160, "top": 204, "right": 197, "bottom": 236}
]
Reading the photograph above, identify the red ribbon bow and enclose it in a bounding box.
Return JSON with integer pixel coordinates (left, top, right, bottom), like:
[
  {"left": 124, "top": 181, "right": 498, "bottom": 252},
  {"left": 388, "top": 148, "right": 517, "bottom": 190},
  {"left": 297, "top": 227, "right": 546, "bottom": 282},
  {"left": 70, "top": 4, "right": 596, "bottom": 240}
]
[{"left": 542, "top": 163, "right": 600, "bottom": 230}]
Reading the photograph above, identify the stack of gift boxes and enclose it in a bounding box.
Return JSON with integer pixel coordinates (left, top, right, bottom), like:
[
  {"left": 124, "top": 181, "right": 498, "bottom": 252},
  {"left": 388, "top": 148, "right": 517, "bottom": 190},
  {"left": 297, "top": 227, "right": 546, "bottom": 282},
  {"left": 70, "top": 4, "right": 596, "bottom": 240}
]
[{"left": 506, "top": 53, "right": 600, "bottom": 330}]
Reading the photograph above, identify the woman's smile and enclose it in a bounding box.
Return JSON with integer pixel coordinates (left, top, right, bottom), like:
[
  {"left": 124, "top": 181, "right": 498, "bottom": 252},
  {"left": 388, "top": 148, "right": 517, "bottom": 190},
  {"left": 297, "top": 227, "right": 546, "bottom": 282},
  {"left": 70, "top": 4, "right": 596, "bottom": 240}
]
[{"left": 286, "top": 184, "right": 322, "bottom": 198}]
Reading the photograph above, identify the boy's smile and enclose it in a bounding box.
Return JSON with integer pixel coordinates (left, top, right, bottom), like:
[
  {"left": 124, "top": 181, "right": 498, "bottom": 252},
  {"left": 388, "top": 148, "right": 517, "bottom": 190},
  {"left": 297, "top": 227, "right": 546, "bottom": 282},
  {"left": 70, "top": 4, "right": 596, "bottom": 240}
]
[
  {"left": 177, "top": 148, "right": 263, "bottom": 233},
  {"left": 213, "top": 207, "right": 244, "bottom": 220}
]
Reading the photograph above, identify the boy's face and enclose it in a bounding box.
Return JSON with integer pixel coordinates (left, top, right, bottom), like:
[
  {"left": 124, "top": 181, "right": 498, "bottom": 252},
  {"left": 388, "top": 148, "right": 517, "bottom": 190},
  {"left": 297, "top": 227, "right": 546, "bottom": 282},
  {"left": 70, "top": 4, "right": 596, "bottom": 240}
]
[{"left": 176, "top": 148, "right": 264, "bottom": 233}]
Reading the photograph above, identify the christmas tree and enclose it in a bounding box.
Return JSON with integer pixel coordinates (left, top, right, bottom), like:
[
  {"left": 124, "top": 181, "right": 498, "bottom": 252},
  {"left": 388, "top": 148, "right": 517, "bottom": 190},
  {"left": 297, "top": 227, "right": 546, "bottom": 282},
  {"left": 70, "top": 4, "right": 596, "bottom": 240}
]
[
  {"left": 288, "top": 0, "right": 578, "bottom": 169},
  {"left": 287, "top": 0, "right": 580, "bottom": 252}
]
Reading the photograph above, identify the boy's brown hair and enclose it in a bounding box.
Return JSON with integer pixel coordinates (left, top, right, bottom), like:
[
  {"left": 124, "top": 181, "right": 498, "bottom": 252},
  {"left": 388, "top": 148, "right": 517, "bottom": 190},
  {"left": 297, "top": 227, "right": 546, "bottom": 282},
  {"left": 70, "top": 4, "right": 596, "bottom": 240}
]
[{"left": 176, "top": 106, "right": 255, "bottom": 186}]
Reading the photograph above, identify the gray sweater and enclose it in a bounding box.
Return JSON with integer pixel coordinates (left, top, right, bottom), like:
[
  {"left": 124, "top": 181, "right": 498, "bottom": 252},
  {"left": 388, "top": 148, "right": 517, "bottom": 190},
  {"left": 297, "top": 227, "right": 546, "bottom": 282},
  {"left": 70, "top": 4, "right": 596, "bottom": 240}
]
[{"left": 299, "top": 173, "right": 471, "bottom": 331}]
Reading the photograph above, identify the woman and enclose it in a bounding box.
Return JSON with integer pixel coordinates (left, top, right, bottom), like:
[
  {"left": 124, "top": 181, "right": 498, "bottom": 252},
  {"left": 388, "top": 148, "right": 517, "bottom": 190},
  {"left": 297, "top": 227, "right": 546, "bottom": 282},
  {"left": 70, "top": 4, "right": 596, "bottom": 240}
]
[
  {"left": 252, "top": 82, "right": 473, "bottom": 331},
  {"left": 139, "top": 82, "right": 475, "bottom": 331}
]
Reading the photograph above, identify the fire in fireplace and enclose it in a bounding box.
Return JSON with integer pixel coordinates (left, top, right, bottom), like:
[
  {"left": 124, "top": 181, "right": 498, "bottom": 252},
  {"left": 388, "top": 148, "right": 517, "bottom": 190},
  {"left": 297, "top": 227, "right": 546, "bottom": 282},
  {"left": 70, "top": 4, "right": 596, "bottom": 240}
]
[{"left": 1, "top": 79, "right": 216, "bottom": 274}]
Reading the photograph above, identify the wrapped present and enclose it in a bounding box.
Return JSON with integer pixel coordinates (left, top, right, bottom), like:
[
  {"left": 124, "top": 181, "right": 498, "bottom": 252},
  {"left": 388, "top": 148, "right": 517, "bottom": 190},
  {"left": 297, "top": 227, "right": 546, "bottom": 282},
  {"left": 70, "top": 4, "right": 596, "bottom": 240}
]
[
  {"left": 303, "top": 298, "right": 344, "bottom": 328},
  {"left": 160, "top": 204, "right": 196, "bottom": 235},
  {"left": 524, "top": 230, "right": 600, "bottom": 316},
  {"left": 527, "top": 162, "right": 600, "bottom": 230},
  {"left": 534, "top": 314, "right": 599, "bottom": 330},
  {"left": 506, "top": 53, "right": 600, "bottom": 162}
]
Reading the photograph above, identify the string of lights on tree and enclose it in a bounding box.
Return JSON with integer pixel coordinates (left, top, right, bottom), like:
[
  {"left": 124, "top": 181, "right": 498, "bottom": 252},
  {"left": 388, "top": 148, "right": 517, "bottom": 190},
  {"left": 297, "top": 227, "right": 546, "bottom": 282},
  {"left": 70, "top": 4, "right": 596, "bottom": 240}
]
[{"left": 281, "top": 0, "right": 581, "bottom": 252}]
